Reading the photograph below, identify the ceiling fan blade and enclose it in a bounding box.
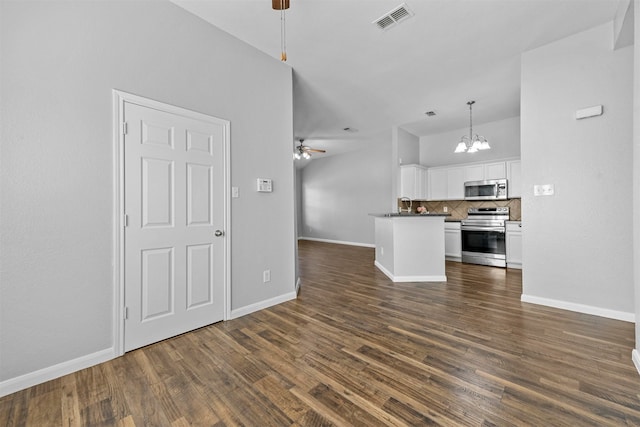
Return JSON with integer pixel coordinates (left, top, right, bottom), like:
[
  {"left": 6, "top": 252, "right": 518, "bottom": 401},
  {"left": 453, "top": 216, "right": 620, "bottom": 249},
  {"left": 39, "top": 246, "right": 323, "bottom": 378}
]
[{"left": 304, "top": 148, "right": 326, "bottom": 153}]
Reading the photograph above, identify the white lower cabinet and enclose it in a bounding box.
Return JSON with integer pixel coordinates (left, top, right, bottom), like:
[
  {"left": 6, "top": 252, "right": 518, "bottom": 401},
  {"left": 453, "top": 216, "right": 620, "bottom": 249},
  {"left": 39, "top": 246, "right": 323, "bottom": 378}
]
[
  {"left": 444, "top": 221, "right": 461, "bottom": 261},
  {"left": 506, "top": 221, "right": 522, "bottom": 269}
]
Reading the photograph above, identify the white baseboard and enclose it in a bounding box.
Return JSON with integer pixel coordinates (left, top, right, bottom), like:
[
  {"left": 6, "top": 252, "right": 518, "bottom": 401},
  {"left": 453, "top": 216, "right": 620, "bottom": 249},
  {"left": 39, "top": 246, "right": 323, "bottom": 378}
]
[
  {"left": 230, "top": 291, "right": 297, "bottom": 320},
  {"left": 521, "top": 294, "right": 635, "bottom": 323},
  {"left": 632, "top": 349, "right": 640, "bottom": 377},
  {"left": 0, "top": 347, "right": 115, "bottom": 398},
  {"left": 298, "top": 236, "right": 375, "bottom": 248},
  {"left": 2, "top": 289, "right": 299, "bottom": 397},
  {"left": 374, "top": 261, "right": 446, "bottom": 283}
]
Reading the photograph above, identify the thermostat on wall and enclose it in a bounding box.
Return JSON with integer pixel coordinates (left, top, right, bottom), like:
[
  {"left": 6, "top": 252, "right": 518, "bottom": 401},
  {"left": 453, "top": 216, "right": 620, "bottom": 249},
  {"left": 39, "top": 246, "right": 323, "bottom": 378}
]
[{"left": 257, "top": 178, "right": 273, "bottom": 192}]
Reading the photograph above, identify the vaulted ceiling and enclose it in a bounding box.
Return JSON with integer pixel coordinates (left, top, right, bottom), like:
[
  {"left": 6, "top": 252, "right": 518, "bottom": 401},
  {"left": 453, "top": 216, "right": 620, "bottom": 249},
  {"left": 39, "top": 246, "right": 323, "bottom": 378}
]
[{"left": 172, "top": 0, "right": 622, "bottom": 157}]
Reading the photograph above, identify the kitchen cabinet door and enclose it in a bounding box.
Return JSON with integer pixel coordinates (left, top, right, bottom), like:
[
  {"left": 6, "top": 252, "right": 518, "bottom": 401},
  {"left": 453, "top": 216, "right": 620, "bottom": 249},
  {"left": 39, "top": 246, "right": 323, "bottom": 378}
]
[
  {"left": 400, "top": 164, "right": 428, "bottom": 200},
  {"left": 506, "top": 222, "right": 522, "bottom": 269},
  {"left": 400, "top": 165, "right": 414, "bottom": 199},
  {"left": 447, "top": 167, "right": 465, "bottom": 200},
  {"left": 417, "top": 167, "right": 428, "bottom": 199},
  {"left": 464, "top": 164, "right": 484, "bottom": 182},
  {"left": 485, "top": 162, "right": 507, "bottom": 180},
  {"left": 428, "top": 168, "right": 448, "bottom": 200},
  {"left": 444, "top": 222, "right": 461, "bottom": 260},
  {"left": 507, "top": 160, "right": 522, "bottom": 198}
]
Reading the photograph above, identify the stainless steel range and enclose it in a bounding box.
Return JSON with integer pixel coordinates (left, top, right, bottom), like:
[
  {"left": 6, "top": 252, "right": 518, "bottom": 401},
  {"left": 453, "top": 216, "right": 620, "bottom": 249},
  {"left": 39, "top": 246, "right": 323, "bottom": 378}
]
[{"left": 461, "top": 207, "right": 509, "bottom": 268}]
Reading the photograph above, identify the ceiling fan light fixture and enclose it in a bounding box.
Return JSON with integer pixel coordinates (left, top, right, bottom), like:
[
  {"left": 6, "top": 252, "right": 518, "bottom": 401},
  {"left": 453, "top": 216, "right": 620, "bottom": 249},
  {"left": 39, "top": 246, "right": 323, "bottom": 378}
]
[{"left": 294, "top": 139, "right": 327, "bottom": 160}]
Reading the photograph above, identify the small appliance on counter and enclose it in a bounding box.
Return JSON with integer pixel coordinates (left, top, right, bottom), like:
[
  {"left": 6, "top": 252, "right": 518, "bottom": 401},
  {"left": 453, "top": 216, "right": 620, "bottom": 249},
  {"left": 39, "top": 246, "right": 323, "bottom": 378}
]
[{"left": 464, "top": 179, "right": 508, "bottom": 201}]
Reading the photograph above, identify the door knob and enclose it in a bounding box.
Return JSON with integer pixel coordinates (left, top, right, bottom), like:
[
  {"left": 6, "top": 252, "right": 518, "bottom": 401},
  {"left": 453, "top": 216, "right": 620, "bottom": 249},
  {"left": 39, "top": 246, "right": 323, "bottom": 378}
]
[{"left": 214, "top": 230, "right": 224, "bottom": 237}]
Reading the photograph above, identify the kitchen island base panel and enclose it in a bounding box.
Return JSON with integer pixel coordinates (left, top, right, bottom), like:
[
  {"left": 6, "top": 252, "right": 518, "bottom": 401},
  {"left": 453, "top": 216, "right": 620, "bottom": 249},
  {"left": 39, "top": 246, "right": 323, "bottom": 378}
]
[
  {"left": 373, "top": 216, "right": 447, "bottom": 282},
  {"left": 375, "top": 260, "right": 446, "bottom": 282}
]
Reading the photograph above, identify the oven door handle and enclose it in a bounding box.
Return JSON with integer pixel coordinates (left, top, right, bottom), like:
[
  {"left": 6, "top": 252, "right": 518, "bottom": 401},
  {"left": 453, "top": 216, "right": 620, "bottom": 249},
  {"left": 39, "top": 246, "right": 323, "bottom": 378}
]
[{"left": 462, "top": 226, "right": 505, "bottom": 233}]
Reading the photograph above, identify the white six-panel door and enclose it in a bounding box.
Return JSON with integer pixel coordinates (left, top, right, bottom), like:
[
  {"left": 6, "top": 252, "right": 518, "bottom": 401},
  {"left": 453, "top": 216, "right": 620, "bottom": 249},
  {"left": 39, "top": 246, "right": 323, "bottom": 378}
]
[{"left": 123, "top": 101, "right": 226, "bottom": 352}]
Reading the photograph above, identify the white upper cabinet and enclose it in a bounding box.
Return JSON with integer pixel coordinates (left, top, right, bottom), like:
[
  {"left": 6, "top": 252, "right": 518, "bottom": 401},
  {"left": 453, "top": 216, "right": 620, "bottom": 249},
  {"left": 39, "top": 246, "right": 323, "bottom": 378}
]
[
  {"left": 484, "top": 162, "right": 507, "bottom": 180},
  {"left": 507, "top": 160, "right": 522, "bottom": 198},
  {"left": 428, "top": 168, "right": 448, "bottom": 200},
  {"left": 400, "top": 164, "right": 428, "bottom": 200},
  {"left": 427, "top": 159, "right": 519, "bottom": 201},
  {"left": 447, "top": 167, "right": 465, "bottom": 200},
  {"left": 464, "top": 164, "right": 484, "bottom": 182}
]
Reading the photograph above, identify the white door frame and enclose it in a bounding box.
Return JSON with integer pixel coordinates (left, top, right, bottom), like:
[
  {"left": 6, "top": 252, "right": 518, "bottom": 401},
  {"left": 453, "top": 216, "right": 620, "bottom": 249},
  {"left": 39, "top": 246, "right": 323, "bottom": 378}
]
[{"left": 112, "top": 89, "right": 231, "bottom": 356}]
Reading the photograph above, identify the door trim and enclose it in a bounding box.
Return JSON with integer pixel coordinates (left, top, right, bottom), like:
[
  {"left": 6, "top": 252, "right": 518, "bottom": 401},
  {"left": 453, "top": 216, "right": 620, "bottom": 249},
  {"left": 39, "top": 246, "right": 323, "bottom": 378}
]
[{"left": 112, "top": 89, "right": 231, "bottom": 356}]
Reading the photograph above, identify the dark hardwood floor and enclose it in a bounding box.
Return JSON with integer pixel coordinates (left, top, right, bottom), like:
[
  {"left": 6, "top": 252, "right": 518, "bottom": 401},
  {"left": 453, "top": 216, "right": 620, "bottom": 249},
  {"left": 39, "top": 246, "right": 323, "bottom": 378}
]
[{"left": 2, "top": 240, "right": 640, "bottom": 426}]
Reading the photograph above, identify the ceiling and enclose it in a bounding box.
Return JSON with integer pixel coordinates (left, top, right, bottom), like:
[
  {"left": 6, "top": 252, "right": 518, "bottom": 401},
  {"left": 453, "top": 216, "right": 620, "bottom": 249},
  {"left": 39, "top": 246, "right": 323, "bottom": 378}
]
[{"left": 172, "top": 0, "right": 622, "bottom": 159}]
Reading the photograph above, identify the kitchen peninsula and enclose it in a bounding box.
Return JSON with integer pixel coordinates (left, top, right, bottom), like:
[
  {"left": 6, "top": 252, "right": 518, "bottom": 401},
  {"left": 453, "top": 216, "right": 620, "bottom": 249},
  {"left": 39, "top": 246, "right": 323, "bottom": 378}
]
[{"left": 370, "top": 213, "right": 450, "bottom": 283}]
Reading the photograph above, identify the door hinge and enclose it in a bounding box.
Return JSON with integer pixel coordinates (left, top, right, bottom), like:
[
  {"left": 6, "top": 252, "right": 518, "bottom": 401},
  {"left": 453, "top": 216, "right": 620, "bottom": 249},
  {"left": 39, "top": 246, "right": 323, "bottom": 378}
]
[
  {"left": 124, "top": 307, "right": 129, "bottom": 320},
  {"left": 122, "top": 122, "right": 128, "bottom": 136},
  {"left": 123, "top": 214, "right": 128, "bottom": 227}
]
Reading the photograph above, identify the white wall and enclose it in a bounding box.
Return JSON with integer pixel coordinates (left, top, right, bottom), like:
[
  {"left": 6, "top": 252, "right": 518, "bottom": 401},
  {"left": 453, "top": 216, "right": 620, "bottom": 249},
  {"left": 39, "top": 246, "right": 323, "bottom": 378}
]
[
  {"left": 397, "top": 128, "right": 420, "bottom": 166},
  {"left": 521, "top": 22, "right": 634, "bottom": 320},
  {"left": 419, "top": 116, "right": 521, "bottom": 167},
  {"left": 633, "top": 0, "right": 640, "bottom": 362},
  {"left": 0, "top": 0, "right": 295, "bottom": 391},
  {"left": 300, "top": 141, "right": 391, "bottom": 246}
]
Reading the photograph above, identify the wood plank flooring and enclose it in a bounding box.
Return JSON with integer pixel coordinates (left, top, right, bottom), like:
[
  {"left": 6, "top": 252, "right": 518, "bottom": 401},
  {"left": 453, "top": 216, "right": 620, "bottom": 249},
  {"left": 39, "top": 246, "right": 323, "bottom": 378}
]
[{"left": 2, "top": 240, "right": 640, "bottom": 426}]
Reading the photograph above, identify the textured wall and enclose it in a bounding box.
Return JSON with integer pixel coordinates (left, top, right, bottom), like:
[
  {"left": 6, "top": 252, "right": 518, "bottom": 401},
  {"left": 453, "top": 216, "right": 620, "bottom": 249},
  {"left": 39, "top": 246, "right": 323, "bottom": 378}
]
[
  {"left": 521, "top": 22, "right": 634, "bottom": 318},
  {"left": 0, "top": 0, "right": 294, "bottom": 387},
  {"left": 300, "top": 141, "right": 391, "bottom": 245}
]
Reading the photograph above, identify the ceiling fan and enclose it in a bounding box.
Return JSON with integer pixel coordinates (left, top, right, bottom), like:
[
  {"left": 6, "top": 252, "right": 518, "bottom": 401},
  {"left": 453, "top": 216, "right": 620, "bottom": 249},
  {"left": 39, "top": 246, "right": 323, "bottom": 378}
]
[{"left": 294, "top": 139, "right": 326, "bottom": 160}]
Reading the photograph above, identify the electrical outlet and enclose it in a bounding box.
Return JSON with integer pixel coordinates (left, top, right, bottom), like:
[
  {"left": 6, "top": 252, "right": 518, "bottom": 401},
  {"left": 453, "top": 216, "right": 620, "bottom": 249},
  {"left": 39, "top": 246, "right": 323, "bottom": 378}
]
[
  {"left": 263, "top": 269, "right": 271, "bottom": 283},
  {"left": 443, "top": 206, "right": 448, "bottom": 212},
  {"left": 534, "top": 184, "right": 554, "bottom": 196}
]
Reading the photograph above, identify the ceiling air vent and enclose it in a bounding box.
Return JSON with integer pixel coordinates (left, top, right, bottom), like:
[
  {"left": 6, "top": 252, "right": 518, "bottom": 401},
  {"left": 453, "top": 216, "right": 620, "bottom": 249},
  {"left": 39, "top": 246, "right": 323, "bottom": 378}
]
[{"left": 373, "top": 3, "right": 414, "bottom": 31}]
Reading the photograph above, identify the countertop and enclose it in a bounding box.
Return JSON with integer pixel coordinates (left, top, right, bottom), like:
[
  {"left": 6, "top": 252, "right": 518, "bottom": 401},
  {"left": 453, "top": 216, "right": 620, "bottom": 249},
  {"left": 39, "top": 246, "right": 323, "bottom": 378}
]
[{"left": 369, "top": 212, "right": 451, "bottom": 218}]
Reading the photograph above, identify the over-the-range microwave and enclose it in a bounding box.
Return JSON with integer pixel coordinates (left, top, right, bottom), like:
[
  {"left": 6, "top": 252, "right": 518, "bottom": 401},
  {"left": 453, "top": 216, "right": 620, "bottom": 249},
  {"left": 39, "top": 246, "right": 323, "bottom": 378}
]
[{"left": 464, "top": 179, "right": 508, "bottom": 201}]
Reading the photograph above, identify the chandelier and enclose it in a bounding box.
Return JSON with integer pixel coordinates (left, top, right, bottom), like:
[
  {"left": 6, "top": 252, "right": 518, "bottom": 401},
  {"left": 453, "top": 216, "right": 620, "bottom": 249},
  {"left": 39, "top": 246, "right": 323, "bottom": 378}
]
[{"left": 454, "top": 101, "right": 490, "bottom": 153}]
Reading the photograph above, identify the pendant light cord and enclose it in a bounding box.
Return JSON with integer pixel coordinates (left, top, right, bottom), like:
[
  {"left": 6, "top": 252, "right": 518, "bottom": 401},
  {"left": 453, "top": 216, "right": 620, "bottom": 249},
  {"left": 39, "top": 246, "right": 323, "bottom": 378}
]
[
  {"left": 280, "top": 0, "right": 287, "bottom": 61},
  {"left": 468, "top": 101, "right": 474, "bottom": 141}
]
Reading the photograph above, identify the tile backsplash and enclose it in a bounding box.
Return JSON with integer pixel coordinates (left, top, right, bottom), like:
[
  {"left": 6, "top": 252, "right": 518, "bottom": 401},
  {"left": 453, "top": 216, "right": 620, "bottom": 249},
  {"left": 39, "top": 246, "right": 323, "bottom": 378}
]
[{"left": 398, "top": 198, "right": 521, "bottom": 221}]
